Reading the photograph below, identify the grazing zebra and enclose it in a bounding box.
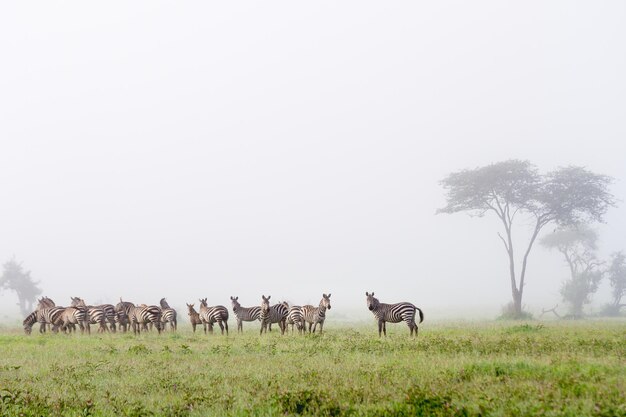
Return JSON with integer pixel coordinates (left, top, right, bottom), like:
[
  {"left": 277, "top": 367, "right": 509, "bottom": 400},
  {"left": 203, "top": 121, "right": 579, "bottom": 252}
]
[
  {"left": 115, "top": 299, "right": 162, "bottom": 335},
  {"left": 230, "top": 296, "right": 261, "bottom": 333},
  {"left": 186, "top": 303, "right": 206, "bottom": 334},
  {"left": 259, "top": 295, "right": 287, "bottom": 335},
  {"left": 159, "top": 298, "right": 177, "bottom": 331},
  {"left": 198, "top": 298, "right": 229, "bottom": 335},
  {"left": 286, "top": 304, "right": 305, "bottom": 334},
  {"left": 58, "top": 307, "right": 90, "bottom": 334},
  {"left": 365, "top": 292, "right": 424, "bottom": 337},
  {"left": 23, "top": 311, "right": 40, "bottom": 335},
  {"left": 71, "top": 297, "right": 116, "bottom": 333},
  {"left": 302, "top": 293, "right": 332, "bottom": 334}
]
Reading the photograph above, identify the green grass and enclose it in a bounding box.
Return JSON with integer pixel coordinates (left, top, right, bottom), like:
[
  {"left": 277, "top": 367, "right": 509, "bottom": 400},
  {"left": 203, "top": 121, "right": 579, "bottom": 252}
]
[{"left": 0, "top": 321, "right": 624, "bottom": 416}]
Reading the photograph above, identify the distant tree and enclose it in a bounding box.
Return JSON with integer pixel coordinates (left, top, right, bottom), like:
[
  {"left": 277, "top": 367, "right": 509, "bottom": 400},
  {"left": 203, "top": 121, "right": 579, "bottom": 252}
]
[
  {"left": 438, "top": 160, "right": 615, "bottom": 318},
  {"left": 0, "top": 258, "right": 42, "bottom": 315},
  {"left": 603, "top": 251, "right": 626, "bottom": 316},
  {"left": 540, "top": 227, "right": 603, "bottom": 317}
]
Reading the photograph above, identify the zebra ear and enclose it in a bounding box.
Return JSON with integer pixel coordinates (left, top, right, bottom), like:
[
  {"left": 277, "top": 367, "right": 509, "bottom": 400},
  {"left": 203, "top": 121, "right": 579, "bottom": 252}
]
[
  {"left": 365, "top": 292, "right": 369, "bottom": 296},
  {"left": 328, "top": 293, "right": 331, "bottom": 298},
  {"left": 230, "top": 296, "right": 234, "bottom": 300},
  {"left": 236, "top": 297, "right": 238, "bottom": 300},
  {"left": 267, "top": 295, "right": 271, "bottom": 300},
  {"left": 372, "top": 292, "right": 375, "bottom": 296}
]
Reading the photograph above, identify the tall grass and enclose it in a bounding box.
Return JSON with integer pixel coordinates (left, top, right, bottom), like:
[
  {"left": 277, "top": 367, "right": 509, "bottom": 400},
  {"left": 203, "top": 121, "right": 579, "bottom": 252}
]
[{"left": 0, "top": 321, "right": 624, "bottom": 416}]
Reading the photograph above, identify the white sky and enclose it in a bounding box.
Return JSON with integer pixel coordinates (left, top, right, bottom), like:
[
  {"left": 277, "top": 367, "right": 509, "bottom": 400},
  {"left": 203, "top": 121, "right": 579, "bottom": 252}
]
[{"left": 1, "top": 2, "right": 625, "bottom": 319}]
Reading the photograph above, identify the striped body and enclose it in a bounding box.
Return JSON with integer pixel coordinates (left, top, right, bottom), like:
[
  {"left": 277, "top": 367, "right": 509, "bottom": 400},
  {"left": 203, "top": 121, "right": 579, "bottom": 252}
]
[
  {"left": 23, "top": 311, "right": 40, "bottom": 334},
  {"left": 365, "top": 292, "right": 424, "bottom": 337},
  {"left": 302, "top": 293, "right": 332, "bottom": 333},
  {"left": 259, "top": 295, "right": 287, "bottom": 335},
  {"left": 115, "top": 310, "right": 130, "bottom": 332},
  {"left": 58, "top": 307, "right": 90, "bottom": 334},
  {"left": 37, "top": 307, "right": 65, "bottom": 333},
  {"left": 230, "top": 296, "right": 261, "bottom": 333},
  {"left": 71, "top": 298, "right": 116, "bottom": 332},
  {"left": 115, "top": 300, "right": 162, "bottom": 335},
  {"left": 159, "top": 298, "right": 177, "bottom": 331},
  {"left": 199, "top": 298, "right": 229, "bottom": 335},
  {"left": 286, "top": 305, "right": 305, "bottom": 334}
]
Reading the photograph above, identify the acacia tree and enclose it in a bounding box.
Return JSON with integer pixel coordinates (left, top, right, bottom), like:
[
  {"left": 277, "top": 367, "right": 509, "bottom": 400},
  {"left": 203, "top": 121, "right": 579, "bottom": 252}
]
[
  {"left": 438, "top": 160, "right": 615, "bottom": 318},
  {"left": 540, "top": 227, "right": 603, "bottom": 317},
  {"left": 0, "top": 258, "right": 42, "bottom": 315},
  {"left": 604, "top": 251, "right": 626, "bottom": 315}
]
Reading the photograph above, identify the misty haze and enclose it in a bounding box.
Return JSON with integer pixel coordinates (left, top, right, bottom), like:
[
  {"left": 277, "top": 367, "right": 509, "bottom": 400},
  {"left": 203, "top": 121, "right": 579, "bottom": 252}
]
[{"left": 0, "top": 2, "right": 624, "bottom": 416}]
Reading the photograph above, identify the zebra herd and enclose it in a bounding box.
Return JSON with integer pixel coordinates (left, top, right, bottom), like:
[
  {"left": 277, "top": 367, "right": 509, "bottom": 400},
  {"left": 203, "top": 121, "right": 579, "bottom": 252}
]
[{"left": 22, "top": 293, "right": 424, "bottom": 337}]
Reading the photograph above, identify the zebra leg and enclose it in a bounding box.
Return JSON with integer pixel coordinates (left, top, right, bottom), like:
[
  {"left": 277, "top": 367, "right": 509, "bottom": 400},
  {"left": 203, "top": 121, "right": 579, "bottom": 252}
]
[
  {"left": 318, "top": 321, "right": 324, "bottom": 334},
  {"left": 383, "top": 322, "right": 387, "bottom": 337},
  {"left": 224, "top": 320, "right": 228, "bottom": 335},
  {"left": 217, "top": 321, "right": 224, "bottom": 335},
  {"left": 378, "top": 320, "right": 383, "bottom": 337}
]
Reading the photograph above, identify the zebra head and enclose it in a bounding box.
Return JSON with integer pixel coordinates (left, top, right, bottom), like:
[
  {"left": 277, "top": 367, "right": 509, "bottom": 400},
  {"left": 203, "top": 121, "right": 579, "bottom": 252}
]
[
  {"left": 261, "top": 295, "right": 271, "bottom": 315},
  {"left": 186, "top": 303, "right": 197, "bottom": 316},
  {"left": 199, "top": 298, "right": 209, "bottom": 311},
  {"left": 37, "top": 297, "right": 55, "bottom": 310},
  {"left": 321, "top": 294, "right": 332, "bottom": 310},
  {"left": 160, "top": 298, "right": 170, "bottom": 309},
  {"left": 70, "top": 297, "right": 86, "bottom": 307},
  {"left": 230, "top": 296, "right": 240, "bottom": 311},
  {"left": 365, "top": 292, "right": 378, "bottom": 311}
]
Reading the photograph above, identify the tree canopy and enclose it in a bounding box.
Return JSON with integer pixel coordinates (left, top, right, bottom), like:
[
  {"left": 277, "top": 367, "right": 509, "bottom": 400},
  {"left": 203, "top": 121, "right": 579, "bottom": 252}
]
[
  {"left": 0, "top": 258, "right": 42, "bottom": 316},
  {"left": 439, "top": 160, "right": 615, "bottom": 318}
]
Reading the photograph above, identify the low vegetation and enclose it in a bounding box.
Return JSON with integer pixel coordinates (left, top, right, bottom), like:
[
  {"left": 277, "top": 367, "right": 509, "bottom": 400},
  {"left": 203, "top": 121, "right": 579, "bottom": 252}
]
[{"left": 0, "top": 321, "right": 624, "bottom": 416}]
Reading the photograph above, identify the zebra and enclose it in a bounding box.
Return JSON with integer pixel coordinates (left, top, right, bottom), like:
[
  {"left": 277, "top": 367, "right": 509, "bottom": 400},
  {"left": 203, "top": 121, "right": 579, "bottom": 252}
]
[
  {"left": 160, "top": 298, "right": 177, "bottom": 331},
  {"left": 186, "top": 303, "right": 206, "bottom": 334},
  {"left": 115, "top": 310, "right": 130, "bottom": 333},
  {"left": 115, "top": 299, "right": 162, "bottom": 335},
  {"left": 35, "top": 307, "right": 66, "bottom": 333},
  {"left": 57, "top": 307, "right": 90, "bottom": 334},
  {"left": 259, "top": 295, "right": 287, "bottom": 335},
  {"left": 302, "top": 293, "right": 332, "bottom": 334},
  {"left": 286, "top": 304, "right": 305, "bottom": 334},
  {"left": 198, "top": 298, "right": 229, "bottom": 335},
  {"left": 365, "top": 292, "right": 424, "bottom": 337},
  {"left": 36, "top": 297, "right": 57, "bottom": 332},
  {"left": 23, "top": 311, "right": 40, "bottom": 335},
  {"left": 71, "top": 297, "right": 116, "bottom": 333},
  {"left": 230, "top": 296, "right": 261, "bottom": 333},
  {"left": 71, "top": 297, "right": 116, "bottom": 332}
]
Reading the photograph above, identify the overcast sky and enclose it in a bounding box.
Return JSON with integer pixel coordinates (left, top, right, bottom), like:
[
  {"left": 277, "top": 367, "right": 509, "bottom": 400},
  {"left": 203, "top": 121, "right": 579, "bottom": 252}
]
[{"left": 1, "top": 2, "right": 625, "bottom": 319}]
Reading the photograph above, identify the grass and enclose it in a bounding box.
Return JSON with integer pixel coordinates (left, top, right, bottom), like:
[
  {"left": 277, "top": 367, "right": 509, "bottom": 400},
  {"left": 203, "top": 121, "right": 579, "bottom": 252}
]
[{"left": 0, "top": 321, "right": 624, "bottom": 416}]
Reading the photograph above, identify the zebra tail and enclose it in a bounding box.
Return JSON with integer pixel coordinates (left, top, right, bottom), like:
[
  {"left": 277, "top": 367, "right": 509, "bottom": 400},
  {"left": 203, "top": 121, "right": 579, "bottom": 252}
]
[{"left": 416, "top": 307, "right": 424, "bottom": 323}]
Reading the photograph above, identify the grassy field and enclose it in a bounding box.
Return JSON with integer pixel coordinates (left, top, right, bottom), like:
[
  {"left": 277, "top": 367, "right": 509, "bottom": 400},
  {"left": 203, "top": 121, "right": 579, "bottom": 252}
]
[{"left": 0, "top": 320, "right": 624, "bottom": 417}]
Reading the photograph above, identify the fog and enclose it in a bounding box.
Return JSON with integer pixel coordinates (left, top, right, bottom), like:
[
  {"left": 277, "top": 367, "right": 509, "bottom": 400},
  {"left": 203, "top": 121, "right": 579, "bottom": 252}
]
[{"left": 1, "top": 2, "right": 625, "bottom": 320}]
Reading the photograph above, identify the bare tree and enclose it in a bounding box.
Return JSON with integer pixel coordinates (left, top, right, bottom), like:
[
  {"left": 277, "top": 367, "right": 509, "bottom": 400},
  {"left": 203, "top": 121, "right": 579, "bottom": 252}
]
[
  {"left": 0, "top": 257, "right": 43, "bottom": 316},
  {"left": 438, "top": 160, "right": 615, "bottom": 318}
]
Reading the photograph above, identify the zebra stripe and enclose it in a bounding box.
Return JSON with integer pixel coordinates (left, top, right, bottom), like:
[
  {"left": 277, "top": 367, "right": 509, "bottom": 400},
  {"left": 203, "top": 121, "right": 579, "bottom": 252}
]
[
  {"left": 115, "top": 300, "right": 162, "bottom": 335},
  {"left": 58, "top": 307, "right": 90, "bottom": 334},
  {"left": 71, "top": 298, "right": 117, "bottom": 332},
  {"left": 199, "top": 298, "right": 229, "bottom": 335},
  {"left": 186, "top": 303, "right": 206, "bottom": 333},
  {"left": 259, "top": 295, "right": 287, "bottom": 335},
  {"left": 230, "top": 296, "right": 261, "bottom": 333},
  {"left": 302, "top": 293, "right": 332, "bottom": 334},
  {"left": 286, "top": 305, "right": 305, "bottom": 334},
  {"left": 36, "top": 307, "right": 66, "bottom": 333},
  {"left": 115, "top": 310, "right": 130, "bottom": 333},
  {"left": 365, "top": 292, "right": 424, "bottom": 337},
  {"left": 23, "top": 311, "right": 39, "bottom": 335}
]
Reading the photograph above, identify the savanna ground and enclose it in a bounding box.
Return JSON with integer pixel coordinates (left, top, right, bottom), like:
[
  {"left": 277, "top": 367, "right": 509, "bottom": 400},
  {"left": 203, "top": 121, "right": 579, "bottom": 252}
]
[{"left": 0, "top": 320, "right": 624, "bottom": 417}]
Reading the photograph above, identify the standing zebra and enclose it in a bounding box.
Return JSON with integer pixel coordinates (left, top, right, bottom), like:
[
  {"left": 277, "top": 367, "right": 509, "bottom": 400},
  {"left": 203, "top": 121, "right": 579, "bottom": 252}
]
[
  {"left": 186, "top": 303, "right": 206, "bottom": 333},
  {"left": 160, "top": 298, "right": 178, "bottom": 331},
  {"left": 365, "top": 292, "right": 424, "bottom": 337},
  {"left": 115, "top": 298, "right": 162, "bottom": 335},
  {"left": 36, "top": 297, "right": 57, "bottom": 332},
  {"left": 230, "top": 296, "right": 261, "bottom": 333},
  {"left": 259, "top": 295, "right": 287, "bottom": 335},
  {"left": 286, "top": 304, "right": 305, "bottom": 334},
  {"left": 70, "top": 297, "right": 114, "bottom": 333},
  {"left": 115, "top": 310, "right": 130, "bottom": 333},
  {"left": 71, "top": 297, "right": 116, "bottom": 333},
  {"left": 58, "top": 307, "right": 90, "bottom": 334},
  {"left": 35, "top": 307, "right": 66, "bottom": 333},
  {"left": 198, "top": 298, "right": 229, "bottom": 335},
  {"left": 302, "top": 293, "right": 332, "bottom": 334}
]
